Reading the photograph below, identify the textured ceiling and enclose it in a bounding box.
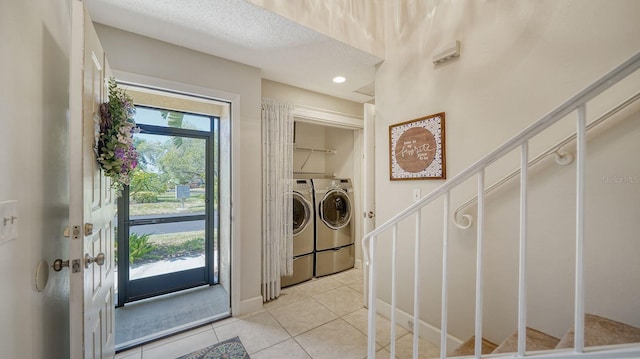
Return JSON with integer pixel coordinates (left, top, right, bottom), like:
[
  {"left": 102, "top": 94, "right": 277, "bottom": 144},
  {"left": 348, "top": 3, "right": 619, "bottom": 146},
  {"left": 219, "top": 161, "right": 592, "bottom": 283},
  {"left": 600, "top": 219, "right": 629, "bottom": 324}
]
[{"left": 84, "top": 0, "right": 381, "bottom": 103}]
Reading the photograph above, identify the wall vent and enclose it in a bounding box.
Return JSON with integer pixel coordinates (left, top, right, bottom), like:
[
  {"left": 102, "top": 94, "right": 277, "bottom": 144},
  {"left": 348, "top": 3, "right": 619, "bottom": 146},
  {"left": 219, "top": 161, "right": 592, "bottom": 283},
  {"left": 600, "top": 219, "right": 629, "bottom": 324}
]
[{"left": 354, "top": 82, "right": 375, "bottom": 97}]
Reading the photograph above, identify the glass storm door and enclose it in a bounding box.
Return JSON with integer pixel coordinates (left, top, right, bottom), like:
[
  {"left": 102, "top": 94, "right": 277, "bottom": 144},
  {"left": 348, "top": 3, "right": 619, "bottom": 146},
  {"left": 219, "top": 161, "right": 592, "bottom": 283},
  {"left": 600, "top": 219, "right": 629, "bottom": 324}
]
[{"left": 116, "top": 107, "right": 219, "bottom": 305}]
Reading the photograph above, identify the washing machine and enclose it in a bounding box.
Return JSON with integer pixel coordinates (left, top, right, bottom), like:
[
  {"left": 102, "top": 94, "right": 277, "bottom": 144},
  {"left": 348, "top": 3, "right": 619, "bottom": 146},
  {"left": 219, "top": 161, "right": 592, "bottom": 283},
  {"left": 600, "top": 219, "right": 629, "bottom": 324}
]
[
  {"left": 281, "top": 179, "right": 315, "bottom": 287},
  {"left": 312, "top": 178, "right": 355, "bottom": 277}
]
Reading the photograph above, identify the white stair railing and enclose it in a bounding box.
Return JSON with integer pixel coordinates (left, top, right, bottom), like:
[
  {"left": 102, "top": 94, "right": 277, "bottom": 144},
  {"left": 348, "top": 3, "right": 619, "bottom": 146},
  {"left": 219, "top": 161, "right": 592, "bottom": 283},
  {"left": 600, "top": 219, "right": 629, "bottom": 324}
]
[
  {"left": 362, "top": 51, "right": 640, "bottom": 359},
  {"left": 452, "top": 89, "right": 640, "bottom": 230}
]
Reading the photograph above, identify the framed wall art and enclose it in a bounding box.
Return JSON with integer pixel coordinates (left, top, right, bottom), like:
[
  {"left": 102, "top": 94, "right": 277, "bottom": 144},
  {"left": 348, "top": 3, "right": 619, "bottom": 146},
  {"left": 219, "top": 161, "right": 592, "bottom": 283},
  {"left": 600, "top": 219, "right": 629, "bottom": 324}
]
[{"left": 389, "top": 112, "right": 446, "bottom": 180}]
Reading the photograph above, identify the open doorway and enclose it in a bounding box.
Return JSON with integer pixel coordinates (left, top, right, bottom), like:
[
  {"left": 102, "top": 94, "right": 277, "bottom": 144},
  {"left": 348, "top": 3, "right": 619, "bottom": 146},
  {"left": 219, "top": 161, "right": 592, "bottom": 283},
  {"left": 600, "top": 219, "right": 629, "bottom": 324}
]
[{"left": 113, "top": 85, "right": 232, "bottom": 350}]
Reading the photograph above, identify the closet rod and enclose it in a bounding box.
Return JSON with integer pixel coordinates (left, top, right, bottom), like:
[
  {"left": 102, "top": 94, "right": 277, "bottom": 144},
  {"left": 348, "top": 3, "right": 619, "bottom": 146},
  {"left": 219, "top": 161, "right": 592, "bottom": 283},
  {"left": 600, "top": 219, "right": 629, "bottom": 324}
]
[
  {"left": 293, "top": 171, "right": 336, "bottom": 177},
  {"left": 294, "top": 146, "right": 336, "bottom": 154}
]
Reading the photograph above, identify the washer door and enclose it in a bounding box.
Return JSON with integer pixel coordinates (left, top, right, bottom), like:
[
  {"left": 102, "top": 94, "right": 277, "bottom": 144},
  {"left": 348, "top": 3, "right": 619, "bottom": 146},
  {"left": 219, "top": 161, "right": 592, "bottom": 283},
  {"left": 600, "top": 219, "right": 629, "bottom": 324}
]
[
  {"left": 319, "top": 189, "right": 352, "bottom": 230},
  {"left": 292, "top": 192, "right": 312, "bottom": 236}
]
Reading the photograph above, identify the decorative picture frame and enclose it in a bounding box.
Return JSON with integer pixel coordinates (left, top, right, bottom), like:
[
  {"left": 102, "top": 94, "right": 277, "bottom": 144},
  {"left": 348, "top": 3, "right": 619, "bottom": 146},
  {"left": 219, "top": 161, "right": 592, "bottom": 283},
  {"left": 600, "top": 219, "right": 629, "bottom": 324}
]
[{"left": 389, "top": 112, "right": 446, "bottom": 180}]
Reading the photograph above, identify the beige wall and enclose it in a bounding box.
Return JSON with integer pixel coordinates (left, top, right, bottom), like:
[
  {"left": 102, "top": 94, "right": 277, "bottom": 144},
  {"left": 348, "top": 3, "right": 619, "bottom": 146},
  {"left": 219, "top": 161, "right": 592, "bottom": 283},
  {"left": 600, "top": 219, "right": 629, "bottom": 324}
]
[
  {"left": 248, "top": 0, "right": 384, "bottom": 58},
  {"left": 325, "top": 127, "right": 356, "bottom": 180},
  {"left": 0, "top": 0, "right": 72, "bottom": 358},
  {"left": 263, "top": 79, "right": 364, "bottom": 118},
  {"left": 293, "top": 122, "right": 328, "bottom": 177},
  {"left": 94, "top": 24, "right": 264, "bottom": 313},
  {"left": 374, "top": 0, "right": 640, "bottom": 343}
]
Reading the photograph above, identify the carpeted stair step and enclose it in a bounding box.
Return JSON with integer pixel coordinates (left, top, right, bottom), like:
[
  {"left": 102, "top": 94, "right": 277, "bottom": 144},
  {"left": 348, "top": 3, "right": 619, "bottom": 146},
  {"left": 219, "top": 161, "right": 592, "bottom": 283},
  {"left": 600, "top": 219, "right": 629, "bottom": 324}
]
[
  {"left": 449, "top": 336, "right": 498, "bottom": 357},
  {"left": 492, "top": 327, "right": 560, "bottom": 354},
  {"left": 556, "top": 314, "right": 640, "bottom": 348}
]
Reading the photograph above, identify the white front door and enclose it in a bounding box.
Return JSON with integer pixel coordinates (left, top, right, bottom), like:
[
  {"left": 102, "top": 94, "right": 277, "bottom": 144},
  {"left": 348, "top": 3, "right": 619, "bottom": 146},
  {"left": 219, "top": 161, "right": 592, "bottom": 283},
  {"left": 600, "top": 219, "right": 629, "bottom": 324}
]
[{"left": 69, "top": 2, "right": 116, "bottom": 358}]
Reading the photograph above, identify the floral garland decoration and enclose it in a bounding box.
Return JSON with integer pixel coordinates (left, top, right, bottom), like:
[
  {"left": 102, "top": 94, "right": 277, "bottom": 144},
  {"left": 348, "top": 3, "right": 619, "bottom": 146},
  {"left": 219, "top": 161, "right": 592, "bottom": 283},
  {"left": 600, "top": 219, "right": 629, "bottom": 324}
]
[{"left": 95, "top": 78, "right": 139, "bottom": 195}]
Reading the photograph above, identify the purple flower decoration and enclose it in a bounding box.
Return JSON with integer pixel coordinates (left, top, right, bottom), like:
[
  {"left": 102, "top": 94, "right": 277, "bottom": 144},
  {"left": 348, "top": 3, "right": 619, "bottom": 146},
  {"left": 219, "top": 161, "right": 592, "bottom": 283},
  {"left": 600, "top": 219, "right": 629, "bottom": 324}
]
[{"left": 95, "top": 78, "right": 139, "bottom": 196}]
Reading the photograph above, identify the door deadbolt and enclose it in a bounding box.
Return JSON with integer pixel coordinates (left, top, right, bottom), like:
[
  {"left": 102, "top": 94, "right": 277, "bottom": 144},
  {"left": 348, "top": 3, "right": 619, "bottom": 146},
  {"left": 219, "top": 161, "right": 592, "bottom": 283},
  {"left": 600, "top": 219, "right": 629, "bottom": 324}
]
[
  {"left": 52, "top": 259, "right": 69, "bottom": 272},
  {"left": 52, "top": 258, "right": 81, "bottom": 273}
]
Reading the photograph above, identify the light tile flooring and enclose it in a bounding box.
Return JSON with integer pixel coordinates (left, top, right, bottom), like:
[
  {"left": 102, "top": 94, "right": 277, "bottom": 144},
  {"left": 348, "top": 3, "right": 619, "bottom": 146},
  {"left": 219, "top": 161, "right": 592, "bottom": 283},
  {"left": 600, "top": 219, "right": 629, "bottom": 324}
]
[{"left": 115, "top": 268, "right": 440, "bottom": 359}]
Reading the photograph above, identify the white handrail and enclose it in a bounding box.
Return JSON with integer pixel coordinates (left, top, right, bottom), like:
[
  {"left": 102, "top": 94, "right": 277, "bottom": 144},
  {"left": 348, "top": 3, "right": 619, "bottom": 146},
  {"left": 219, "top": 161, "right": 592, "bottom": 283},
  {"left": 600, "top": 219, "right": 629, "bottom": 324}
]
[
  {"left": 363, "top": 51, "right": 640, "bottom": 359},
  {"left": 363, "top": 52, "right": 640, "bottom": 256},
  {"left": 452, "top": 89, "right": 640, "bottom": 230}
]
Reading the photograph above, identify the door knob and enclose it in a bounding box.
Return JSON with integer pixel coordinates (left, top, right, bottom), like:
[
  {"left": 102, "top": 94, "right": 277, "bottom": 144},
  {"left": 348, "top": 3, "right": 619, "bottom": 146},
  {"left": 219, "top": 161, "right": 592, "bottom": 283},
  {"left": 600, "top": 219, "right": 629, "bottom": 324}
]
[{"left": 85, "top": 252, "right": 105, "bottom": 268}]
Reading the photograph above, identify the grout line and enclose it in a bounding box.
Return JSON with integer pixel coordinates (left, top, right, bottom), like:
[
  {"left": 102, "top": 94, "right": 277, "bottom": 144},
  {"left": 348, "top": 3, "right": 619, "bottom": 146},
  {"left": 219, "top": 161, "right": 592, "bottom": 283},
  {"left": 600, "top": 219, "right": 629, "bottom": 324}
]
[
  {"left": 135, "top": 269, "right": 366, "bottom": 359},
  {"left": 260, "top": 304, "right": 298, "bottom": 338},
  {"left": 248, "top": 334, "right": 294, "bottom": 357},
  {"left": 291, "top": 335, "right": 316, "bottom": 359}
]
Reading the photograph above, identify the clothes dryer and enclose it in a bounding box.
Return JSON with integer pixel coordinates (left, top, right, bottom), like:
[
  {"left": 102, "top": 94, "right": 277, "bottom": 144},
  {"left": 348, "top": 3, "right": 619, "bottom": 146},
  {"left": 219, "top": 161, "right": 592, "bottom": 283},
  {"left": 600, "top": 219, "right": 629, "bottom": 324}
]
[
  {"left": 281, "top": 179, "right": 314, "bottom": 287},
  {"left": 312, "top": 178, "right": 355, "bottom": 276}
]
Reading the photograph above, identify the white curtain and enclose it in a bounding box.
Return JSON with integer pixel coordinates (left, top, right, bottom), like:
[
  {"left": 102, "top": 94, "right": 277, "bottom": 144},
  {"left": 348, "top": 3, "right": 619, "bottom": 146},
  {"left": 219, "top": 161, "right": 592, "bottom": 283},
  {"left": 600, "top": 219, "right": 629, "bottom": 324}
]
[{"left": 262, "top": 98, "right": 294, "bottom": 301}]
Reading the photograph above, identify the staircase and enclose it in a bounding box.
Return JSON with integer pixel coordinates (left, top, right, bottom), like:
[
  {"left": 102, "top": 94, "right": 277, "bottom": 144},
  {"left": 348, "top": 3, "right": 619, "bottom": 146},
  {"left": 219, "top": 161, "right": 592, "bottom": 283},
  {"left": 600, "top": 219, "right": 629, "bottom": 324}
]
[
  {"left": 450, "top": 315, "right": 640, "bottom": 357},
  {"left": 363, "top": 52, "right": 640, "bottom": 359}
]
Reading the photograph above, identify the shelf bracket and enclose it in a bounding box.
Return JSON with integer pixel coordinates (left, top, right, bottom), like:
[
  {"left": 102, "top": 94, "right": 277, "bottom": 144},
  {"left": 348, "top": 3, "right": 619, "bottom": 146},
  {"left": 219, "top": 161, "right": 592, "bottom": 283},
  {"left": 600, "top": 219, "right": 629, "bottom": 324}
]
[{"left": 300, "top": 150, "right": 313, "bottom": 170}]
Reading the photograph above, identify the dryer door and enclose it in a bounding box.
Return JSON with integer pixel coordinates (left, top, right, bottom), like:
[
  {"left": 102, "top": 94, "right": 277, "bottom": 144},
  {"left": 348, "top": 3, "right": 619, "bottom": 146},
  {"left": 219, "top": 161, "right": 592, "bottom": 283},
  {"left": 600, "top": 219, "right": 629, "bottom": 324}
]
[
  {"left": 292, "top": 191, "right": 312, "bottom": 236},
  {"left": 319, "top": 189, "right": 352, "bottom": 230}
]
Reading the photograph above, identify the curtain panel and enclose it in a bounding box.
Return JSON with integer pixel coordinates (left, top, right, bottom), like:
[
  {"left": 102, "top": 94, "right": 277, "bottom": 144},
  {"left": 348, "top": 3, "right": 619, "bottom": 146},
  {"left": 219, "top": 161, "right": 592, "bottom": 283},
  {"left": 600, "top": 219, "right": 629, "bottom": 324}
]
[{"left": 261, "top": 98, "right": 294, "bottom": 301}]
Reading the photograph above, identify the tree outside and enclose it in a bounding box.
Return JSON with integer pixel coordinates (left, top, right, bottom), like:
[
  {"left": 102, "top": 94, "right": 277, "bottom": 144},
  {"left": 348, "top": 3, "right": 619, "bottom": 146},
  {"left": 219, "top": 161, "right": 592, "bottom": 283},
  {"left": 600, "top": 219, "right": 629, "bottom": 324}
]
[
  {"left": 121, "top": 109, "right": 216, "bottom": 272},
  {"left": 129, "top": 112, "right": 211, "bottom": 216}
]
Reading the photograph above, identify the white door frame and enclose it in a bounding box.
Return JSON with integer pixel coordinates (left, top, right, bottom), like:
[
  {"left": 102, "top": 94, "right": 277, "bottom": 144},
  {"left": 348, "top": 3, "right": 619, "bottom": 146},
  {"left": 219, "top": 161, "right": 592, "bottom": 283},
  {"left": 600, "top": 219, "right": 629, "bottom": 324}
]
[{"left": 108, "top": 71, "right": 242, "bottom": 315}]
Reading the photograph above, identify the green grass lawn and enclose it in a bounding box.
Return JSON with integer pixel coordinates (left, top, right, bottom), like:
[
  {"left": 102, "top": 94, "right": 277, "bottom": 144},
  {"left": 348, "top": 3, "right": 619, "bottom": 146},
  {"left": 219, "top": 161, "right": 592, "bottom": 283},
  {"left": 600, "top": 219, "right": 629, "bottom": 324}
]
[
  {"left": 130, "top": 190, "right": 209, "bottom": 216},
  {"left": 120, "top": 229, "right": 218, "bottom": 266},
  {"left": 148, "top": 230, "right": 206, "bottom": 246},
  {"left": 121, "top": 188, "right": 219, "bottom": 265}
]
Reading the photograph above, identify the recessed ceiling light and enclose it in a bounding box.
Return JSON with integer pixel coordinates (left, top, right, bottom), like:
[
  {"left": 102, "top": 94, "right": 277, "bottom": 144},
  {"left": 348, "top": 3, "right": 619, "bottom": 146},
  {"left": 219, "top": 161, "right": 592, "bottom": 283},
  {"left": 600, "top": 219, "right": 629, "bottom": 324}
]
[{"left": 332, "top": 76, "right": 346, "bottom": 84}]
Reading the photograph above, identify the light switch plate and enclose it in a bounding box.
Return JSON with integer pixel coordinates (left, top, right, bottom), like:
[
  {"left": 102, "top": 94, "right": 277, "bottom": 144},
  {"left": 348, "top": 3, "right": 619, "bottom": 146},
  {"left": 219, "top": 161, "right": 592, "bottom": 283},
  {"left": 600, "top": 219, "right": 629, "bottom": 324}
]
[
  {"left": 6, "top": 200, "right": 17, "bottom": 241},
  {"left": 413, "top": 189, "right": 421, "bottom": 203},
  {"left": 0, "top": 200, "right": 18, "bottom": 244},
  {"left": 0, "top": 204, "right": 4, "bottom": 243}
]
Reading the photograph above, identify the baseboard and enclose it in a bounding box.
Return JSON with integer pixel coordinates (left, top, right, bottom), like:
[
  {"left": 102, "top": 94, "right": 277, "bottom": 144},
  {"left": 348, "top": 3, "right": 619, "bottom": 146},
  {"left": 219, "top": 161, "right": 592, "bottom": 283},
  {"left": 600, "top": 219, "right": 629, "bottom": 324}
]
[
  {"left": 375, "top": 299, "right": 463, "bottom": 353},
  {"left": 234, "top": 295, "right": 263, "bottom": 316}
]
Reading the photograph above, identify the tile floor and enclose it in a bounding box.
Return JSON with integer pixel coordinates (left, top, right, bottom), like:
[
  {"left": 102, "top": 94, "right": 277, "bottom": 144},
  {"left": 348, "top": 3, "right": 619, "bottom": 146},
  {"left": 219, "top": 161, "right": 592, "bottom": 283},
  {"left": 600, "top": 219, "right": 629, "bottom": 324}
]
[{"left": 115, "top": 268, "right": 440, "bottom": 359}]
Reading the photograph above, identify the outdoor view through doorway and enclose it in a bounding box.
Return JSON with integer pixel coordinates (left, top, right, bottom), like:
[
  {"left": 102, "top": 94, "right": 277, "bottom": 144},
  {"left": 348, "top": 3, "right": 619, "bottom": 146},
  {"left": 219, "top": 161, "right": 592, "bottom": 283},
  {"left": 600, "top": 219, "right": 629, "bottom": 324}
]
[
  {"left": 113, "top": 85, "right": 232, "bottom": 349},
  {"left": 117, "top": 106, "right": 218, "bottom": 303}
]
